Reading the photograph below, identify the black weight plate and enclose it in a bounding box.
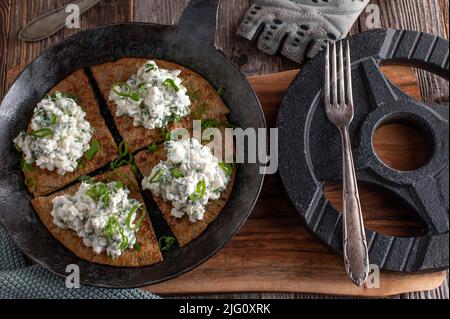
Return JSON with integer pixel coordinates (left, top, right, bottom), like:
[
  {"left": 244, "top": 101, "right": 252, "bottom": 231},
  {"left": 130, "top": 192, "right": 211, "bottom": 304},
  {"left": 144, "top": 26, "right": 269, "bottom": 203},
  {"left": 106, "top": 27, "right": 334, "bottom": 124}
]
[
  {"left": 0, "top": 0, "right": 265, "bottom": 287},
  {"left": 277, "top": 29, "right": 449, "bottom": 273}
]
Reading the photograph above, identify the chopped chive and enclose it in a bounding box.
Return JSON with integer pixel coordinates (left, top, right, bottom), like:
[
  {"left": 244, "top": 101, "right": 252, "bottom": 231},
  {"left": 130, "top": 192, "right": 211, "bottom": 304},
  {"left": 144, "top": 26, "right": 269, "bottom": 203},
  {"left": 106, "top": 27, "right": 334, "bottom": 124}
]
[
  {"left": 77, "top": 158, "right": 85, "bottom": 169},
  {"left": 50, "top": 113, "right": 58, "bottom": 125},
  {"left": 118, "top": 141, "right": 129, "bottom": 158},
  {"left": 217, "top": 86, "right": 225, "bottom": 97},
  {"left": 78, "top": 175, "right": 94, "bottom": 184},
  {"left": 171, "top": 167, "right": 183, "bottom": 178},
  {"left": 129, "top": 91, "right": 141, "bottom": 101},
  {"left": 158, "top": 236, "right": 176, "bottom": 252},
  {"left": 131, "top": 162, "right": 140, "bottom": 176},
  {"left": 219, "top": 162, "right": 233, "bottom": 177},
  {"left": 145, "top": 63, "right": 156, "bottom": 73},
  {"left": 119, "top": 228, "right": 129, "bottom": 250},
  {"left": 162, "top": 129, "right": 171, "bottom": 141},
  {"left": 189, "top": 180, "right": 206, "bottom": 201},
  {"left": 103, "top": 216, "right": 118, "bottom": 242},
  {"left": 149, "top": 168, "right": 166, "bottom": 183},
  {"left": 138, "top": 83, "right": 146, "bottom": 90},
  {"left": 147, "top": 143, "right": 157, "bottom": 152},
  {"left": 163, "top": 78, "right": 180, "bottom": 92},
  {"left": 134, "top": 242, "right": 142, "bottom": 251},
  {"left": 21, "top": 159, "right": 34, "bottom": 172},
  {"left": 172, "top": 114, "right": 181, "bottom": 123},
  {"left": 32, "top": 128, "right": 53, "bottom": 138},
  {"left": 126, "top": 206, "right": 146, "bottom": 231},
  {"left": 85, "top": 139, "right": 100, "bottom": 161},
  {"left": 201, "top": 119, "right": 222, "bottom": 129},
  {"left": 112, "top": 83, "right": 130, "bottom": 97}
]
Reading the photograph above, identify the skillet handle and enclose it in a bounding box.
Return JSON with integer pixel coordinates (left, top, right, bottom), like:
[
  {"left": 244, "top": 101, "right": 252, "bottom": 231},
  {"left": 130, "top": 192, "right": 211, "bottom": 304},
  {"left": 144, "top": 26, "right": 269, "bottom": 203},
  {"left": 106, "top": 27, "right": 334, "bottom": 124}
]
[{"left": 177, "top": 0, "right": 221, "bottom": 48}]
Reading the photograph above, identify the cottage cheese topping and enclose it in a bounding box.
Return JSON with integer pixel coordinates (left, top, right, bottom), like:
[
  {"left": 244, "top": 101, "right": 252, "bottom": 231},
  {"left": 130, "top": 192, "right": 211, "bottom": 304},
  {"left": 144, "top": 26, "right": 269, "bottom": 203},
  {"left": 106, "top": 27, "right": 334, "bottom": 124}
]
[
  {"left": 142, "top": 138, "right": 232, "bottom": 223},
  {"left": 109, "top": 60, "right": 191, "bottom": 130},
  {"left": 13, "top": 93, "right": 93, "bottom": 175},
  {"left": 52, "top": 181, "right": 145, "bottom": 258}
]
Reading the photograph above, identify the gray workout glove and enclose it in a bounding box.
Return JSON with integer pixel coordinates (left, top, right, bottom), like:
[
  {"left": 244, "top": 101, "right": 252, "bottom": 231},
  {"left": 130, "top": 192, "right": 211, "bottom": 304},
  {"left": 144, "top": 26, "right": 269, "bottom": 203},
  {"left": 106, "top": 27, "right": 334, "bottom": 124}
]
[{"left": 237, "top": 0, "right": 369, "bottom": 64}]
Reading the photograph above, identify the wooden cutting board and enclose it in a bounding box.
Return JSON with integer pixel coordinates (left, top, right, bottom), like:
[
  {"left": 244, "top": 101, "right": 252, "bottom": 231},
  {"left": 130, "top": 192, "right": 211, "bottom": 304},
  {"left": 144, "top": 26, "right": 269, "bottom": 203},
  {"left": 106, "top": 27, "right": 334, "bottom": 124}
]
[{"left": 144, "top": 66, "right": 446, "bottom": 297}]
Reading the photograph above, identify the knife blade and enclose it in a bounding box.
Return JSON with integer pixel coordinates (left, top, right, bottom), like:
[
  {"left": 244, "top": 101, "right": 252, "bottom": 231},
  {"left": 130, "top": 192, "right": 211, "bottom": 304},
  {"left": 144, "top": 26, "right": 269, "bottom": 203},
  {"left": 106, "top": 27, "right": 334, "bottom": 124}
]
[{"left": 19, "top": 0, "right": 102, "bottom": 42}]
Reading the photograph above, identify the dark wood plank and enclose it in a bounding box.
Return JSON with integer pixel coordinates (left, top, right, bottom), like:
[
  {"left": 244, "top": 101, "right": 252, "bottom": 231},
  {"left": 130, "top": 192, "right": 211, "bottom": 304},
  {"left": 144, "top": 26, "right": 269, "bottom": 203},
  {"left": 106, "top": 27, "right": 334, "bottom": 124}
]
[
  {"left": 1, "top": 0, "right": 133, "bottom": 97},
  {"left": 0, "top": 0, "right": 11, "bottom": 99}
]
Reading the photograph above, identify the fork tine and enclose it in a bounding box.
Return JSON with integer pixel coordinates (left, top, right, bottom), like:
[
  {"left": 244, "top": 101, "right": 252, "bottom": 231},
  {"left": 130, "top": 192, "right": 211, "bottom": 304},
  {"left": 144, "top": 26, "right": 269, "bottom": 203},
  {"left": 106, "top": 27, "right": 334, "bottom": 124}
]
[
  {"left": 325, "top": 43, "right": 330, "bottom": 107},
  {"left": 346, "top": 41, "right": 354, "bottom": 106},
  {"left": 339, "top": 41, "right": 345, "bottom": 106},
  {"left": 332, "top": 41, "right": 338, "bottom": 106}
]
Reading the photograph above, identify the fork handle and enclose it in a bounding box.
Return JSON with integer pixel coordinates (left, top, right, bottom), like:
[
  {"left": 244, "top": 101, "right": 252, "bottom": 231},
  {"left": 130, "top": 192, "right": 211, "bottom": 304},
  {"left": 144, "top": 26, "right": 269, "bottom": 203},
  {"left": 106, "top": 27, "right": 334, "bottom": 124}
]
[{"left": 340, "top": 126, "right": 370, "bottom": 286}]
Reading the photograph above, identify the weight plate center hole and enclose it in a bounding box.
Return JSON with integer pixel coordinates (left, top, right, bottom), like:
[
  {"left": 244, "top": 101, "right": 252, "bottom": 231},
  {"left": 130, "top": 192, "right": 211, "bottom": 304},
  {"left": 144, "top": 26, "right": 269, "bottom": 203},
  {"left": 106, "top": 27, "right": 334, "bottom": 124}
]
[{"left": 372, "top": 118, "right": 434, "bottom": 172}]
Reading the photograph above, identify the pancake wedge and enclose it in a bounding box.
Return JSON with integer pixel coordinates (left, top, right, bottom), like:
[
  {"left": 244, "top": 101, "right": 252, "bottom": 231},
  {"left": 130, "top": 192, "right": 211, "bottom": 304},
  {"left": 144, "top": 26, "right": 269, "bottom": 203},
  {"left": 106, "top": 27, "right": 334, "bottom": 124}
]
[
  {"left": 22, "top": 69, "right": 117, "bottom": 197},
  {"left": 31, "top": 165, "right": 163, "bottom": 267},
  {"left": 90, "top": 58, "right": 229, "bottom": 153},
  {"left": 135, "top": 133, "right": 236, "bottom": 247}
]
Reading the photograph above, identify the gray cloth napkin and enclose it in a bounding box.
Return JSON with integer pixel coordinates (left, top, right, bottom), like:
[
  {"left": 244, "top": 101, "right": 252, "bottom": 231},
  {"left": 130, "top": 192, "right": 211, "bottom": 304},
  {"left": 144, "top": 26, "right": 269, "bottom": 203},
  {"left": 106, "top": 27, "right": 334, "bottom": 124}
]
[
  {"left": 0, "top": 224, "right": 158, "bottom": 299},
  {"left": 237, "top": 0, "right": 369, "bottom": 63}
]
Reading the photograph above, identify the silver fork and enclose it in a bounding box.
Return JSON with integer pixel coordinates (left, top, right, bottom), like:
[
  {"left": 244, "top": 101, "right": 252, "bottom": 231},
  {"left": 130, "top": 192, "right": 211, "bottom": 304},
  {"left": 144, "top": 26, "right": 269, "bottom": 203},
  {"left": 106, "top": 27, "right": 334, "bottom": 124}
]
[{"left": 324, "top": 41, "right": 369, "bottom": 286}]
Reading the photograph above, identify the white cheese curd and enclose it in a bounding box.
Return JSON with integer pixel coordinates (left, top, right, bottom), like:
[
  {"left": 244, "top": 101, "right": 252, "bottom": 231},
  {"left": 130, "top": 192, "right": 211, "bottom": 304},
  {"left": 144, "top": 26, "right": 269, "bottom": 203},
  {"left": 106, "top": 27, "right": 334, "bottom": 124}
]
[
  {"left": 51, "top": 181, "right": 145, "bottom": 258},
  {"left": 13, "top": 92, "right": 93, "bottom": 175},
  {"left": 109, "top": 60, "right": 191, "bottom": 130},
  {"left": 142, "top": 138, "right": 232, "bottom": 223}
]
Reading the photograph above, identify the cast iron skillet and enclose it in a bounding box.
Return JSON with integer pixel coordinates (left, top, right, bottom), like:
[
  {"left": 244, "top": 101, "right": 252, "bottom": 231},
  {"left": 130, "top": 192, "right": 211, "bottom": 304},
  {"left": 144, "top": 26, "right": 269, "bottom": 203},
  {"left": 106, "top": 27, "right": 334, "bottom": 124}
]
[{"left": 0, "top": 0, "right": 265, "bottom": 288}]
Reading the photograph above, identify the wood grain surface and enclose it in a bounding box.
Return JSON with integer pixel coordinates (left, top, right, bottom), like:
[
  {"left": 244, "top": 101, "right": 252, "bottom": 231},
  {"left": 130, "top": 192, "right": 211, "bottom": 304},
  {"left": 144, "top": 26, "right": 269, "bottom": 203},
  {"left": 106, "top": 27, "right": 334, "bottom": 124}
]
[{"left": 0, "top": 0, "right": 448, "bottom": 299}]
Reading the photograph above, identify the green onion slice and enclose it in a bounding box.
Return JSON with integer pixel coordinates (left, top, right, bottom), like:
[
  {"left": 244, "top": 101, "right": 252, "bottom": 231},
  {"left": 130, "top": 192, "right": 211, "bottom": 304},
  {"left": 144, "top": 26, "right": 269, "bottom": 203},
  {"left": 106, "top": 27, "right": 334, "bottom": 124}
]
[
  {"left": 85, "top": 139, "right": 100, "bottom": 161},
  {"left": 162, "top": 129, "right": 171, "bottom": 141},
  {"left": 189, "top": 180, "right": 206, "bottom": 201},
  {"left": 147, "top": 143, "right": 157, "bottom": 152},
  {"left": 158, "top": 236, "right": 176, "bottom": 252},
  {"left": 119, "top": 228, "right": 129, "bottom": 250},
  {"left": 118, "top": 141, "right": 129, "bottom": 158},
  {"left": 78, "top": 175, "right": 94, "bottom": 184},
  {"left": 134, "top": 242, "right": 142, "bottom": 251},
  {"left": 218, "top": 162, "right": 233, "bottom": 176},
  {"left": 112, "top": 83, "right": 131, "bottom": 97},
  {"left": 171, "top": 167, "right": 183, "bottom": 178},
  {"left": 163, "top": 78, "right": 180, "bottom": 92},
  {"left": 103, "top": 217, "right": 118, "bottom": 241},
  {"left": 50, "top": 113, "right": 58, "bottom": 125},
  {"left": 149, "top": 168, "right": 166, "bottom": 183},
  {"left": 32, "top": 128, "right": 53, "bottom": 138},
  {"left": 112, "top": 83, "right": 141, "bottom": 101},
  {"left": 145, "top": 63, "right": 156, "bottom": 72},
  {"left": 21, "top": 159, "right": 34, "bottom": 172},
  {"left": 126, "top": 206, "right": 146, "bottom": 231},
  {"left": 201, "top": 119, "right": 222, "bottom": 129}
]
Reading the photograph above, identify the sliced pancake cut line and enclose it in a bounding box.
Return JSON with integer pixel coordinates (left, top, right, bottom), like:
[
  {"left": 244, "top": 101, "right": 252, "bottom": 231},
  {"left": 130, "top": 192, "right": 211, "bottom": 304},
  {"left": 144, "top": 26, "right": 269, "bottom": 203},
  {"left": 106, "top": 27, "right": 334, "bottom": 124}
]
[
  {"left": 31, "top": 165, "right": 163, "bottom": 267},
  {"left": 90, "top": 58, "right": 230, "bottom": 153},
  {"left": 22, "top": 69, "right": 118, "bottom": 197}
]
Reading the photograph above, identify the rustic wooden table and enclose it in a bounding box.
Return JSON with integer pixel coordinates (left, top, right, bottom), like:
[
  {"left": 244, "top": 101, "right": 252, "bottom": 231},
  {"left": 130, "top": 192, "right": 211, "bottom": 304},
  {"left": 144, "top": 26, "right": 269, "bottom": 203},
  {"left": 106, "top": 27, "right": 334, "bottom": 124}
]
[{"left": 0, "top": 0, "right": 448, "bottom": 299}]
